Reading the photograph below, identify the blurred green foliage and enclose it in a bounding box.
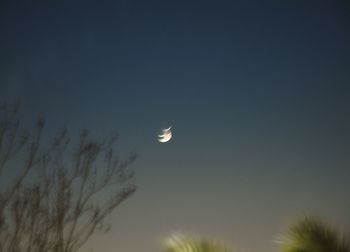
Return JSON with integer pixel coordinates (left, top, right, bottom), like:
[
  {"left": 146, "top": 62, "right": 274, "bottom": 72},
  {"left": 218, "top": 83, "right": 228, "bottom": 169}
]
[
  {"left": 281, "top": 217, "right": 350, "bottom": 252},
  {"left": 163, "top": 234, "right": 231, "bottom": 252},
  {"left": 162, "top": 217, "right": 350, "bottom": 252}
]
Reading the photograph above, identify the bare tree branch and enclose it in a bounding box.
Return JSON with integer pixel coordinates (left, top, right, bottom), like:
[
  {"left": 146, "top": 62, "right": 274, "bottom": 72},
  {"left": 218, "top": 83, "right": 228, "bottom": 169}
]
[{"left": 0, "top": 101, "right": 137, "bottom": 252}]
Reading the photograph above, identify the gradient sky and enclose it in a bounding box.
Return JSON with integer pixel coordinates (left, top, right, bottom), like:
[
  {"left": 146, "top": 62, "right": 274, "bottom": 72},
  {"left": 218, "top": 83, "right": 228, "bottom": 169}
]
[{"left": 1, "top": 1, "right": 350, "bottom": 252}]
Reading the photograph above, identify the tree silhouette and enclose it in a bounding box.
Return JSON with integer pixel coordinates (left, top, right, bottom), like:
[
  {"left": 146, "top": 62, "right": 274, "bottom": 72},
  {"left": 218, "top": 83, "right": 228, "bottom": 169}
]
[
  {"left": 281, "top": 216, "right": 350, "bottom": 252},
  {"left": 0, "top": 101, "right": 136, "bottom": 252}
]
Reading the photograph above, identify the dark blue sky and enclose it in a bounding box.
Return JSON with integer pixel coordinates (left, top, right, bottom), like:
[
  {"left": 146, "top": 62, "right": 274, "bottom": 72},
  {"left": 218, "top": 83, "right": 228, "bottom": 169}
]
[{"left": 1, "top": 1, "right": 350, "bottom": 252}]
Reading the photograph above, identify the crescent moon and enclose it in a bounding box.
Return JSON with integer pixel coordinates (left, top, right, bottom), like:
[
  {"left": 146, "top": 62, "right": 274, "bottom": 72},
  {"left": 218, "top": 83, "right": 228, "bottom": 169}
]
[
  {"left": 158, "top": 126, "right": 172, "bottom": 143},
  {"left": 163, "top": 126, "right": 172, "bottom": 132}
]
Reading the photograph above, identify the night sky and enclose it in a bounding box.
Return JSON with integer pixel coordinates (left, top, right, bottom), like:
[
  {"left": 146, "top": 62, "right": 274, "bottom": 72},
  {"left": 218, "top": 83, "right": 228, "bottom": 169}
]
[{"left": 1, "top": 1, "right": 350, "bottom": 252}]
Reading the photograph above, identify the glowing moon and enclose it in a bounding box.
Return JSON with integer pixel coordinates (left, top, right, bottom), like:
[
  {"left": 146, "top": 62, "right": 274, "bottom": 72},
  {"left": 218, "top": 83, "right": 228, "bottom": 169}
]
[{"left": 158, "top": 126, "right": 172, "bottom": 143}]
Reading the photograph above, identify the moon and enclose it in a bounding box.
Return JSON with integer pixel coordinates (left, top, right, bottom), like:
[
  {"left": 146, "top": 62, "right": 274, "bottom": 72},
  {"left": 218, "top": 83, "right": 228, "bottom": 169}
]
[{"left": 158, "top": 126, "right": 172, "bottom": 143}]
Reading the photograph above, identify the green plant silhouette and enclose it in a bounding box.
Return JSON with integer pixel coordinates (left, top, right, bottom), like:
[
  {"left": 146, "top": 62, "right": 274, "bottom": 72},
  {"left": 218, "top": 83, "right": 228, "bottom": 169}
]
[
  {"left": 164, "top": 234, "right": 231, "bottom": 252},
  {"left": 281, "top": 217, "right": 350, "bottom": 252}
]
